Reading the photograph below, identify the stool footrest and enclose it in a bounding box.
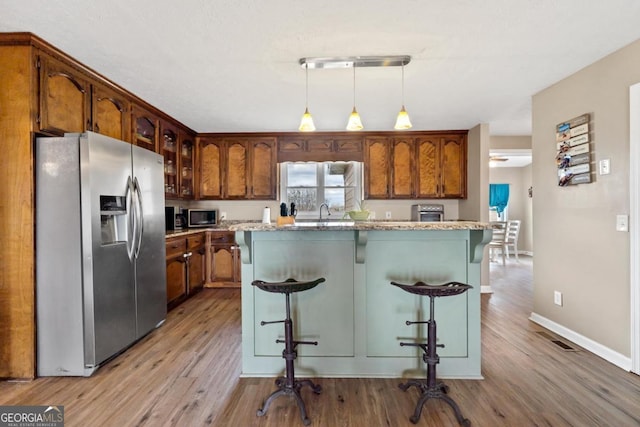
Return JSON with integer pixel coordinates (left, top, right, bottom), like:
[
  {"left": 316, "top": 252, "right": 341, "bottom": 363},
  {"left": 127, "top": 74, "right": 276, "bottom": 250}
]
[
  {"left": 260, "top": 319, "right": 285, "bottom": 326},
  {"left": 275, "top": 339, "right": 318, "bottom": 346},
  {"left": 406, "top": 320, "right": 429, "bottom": 325},
  {"left": 400, "top": 342, "right": 427, "bottom": 349}
]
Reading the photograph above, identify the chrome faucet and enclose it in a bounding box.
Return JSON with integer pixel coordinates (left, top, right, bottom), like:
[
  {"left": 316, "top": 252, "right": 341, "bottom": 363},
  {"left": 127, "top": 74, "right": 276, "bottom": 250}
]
[{"left": 319, "top": 203, "right": 331, "bottom": 220}]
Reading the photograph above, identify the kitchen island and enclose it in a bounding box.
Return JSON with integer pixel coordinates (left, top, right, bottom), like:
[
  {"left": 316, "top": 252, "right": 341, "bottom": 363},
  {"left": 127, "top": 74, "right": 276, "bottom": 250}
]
[{"left": 229, "top": 221, "right": 492, "bottom": 379}]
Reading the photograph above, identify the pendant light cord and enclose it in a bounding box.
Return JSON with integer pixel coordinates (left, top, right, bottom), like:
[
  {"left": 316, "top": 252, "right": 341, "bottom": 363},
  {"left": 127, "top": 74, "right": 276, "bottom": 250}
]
[
  {"left": 401, "top": 64, "right": 405, "bottom": 107},
  {"left": 305, "top": 63, "right": 309, "bottom": 109},
  {"left": 352, "top": 65, "right": 356, "bottom": 107}
]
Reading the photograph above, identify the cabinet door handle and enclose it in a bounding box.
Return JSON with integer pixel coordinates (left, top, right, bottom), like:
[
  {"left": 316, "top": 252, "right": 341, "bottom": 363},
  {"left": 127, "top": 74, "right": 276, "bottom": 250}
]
[{"left": 94, "top": 122, "right": 100, "bottom": 133}]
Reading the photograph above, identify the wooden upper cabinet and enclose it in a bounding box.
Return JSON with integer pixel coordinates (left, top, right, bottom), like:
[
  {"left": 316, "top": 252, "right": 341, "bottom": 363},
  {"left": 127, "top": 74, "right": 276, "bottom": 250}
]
[
  {"left": 225, "top": 138, "right": 249, "bottom": 199},
  {"left": 92, "top": 83, "right": 130, "bottom": 142},
  {"left": 416, "top": 137, "right": 439, "bottom": 198},
  {"left": 38, "top": 53, "right": 91, "bottom": 135},
  {"left": 249, "top": 137, "right": 277, "bottom": 199},
  {"left": 416, "top": 134, "right": 467, "bottom": 199},
  {"left": 440, "top": 134, "right": 466, "bottom": 198},
  {"left": 197, "top": 136, "right": 277, "bottom": 200},
  {"left": 277, "top": 135, "right": 363, "bottom": 162},
  {"left": 197, "top": 137, "right": 224, "bottom": 199},
  {"left": 132, "top": 103, "right": 160, "bottom": 152},
  {"left": 334, "top": 137, "right": 363, "bottom": 154},
  {"left": 179, "top": 130, "right": 196, "bottom": 199},
  {"left": 364, "top": 137, "right": 390, "bottom": 199},
  {"left": 391, "top": 137, "right": 414, "bottom": 198},
  {"left": 160, "top": 120, "right": 179, "bottom": 198}
]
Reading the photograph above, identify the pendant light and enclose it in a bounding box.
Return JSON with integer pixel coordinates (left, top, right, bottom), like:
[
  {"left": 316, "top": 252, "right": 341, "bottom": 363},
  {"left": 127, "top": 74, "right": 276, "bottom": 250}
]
[
  {"left": 346, "top": 64, "right": 364, "bottom": 131},
  {"left": 298, "top": 63, "right": 316, "bottom": 132},
  {"left": 394, "top": 63, "right": 412, "bottom": 130}
]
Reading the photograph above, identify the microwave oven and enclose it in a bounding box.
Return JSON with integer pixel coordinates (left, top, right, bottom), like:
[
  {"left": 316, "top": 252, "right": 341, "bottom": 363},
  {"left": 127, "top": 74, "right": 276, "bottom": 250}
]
[{"left": 187, "top": 209, "right": 218, "bottom": 228}]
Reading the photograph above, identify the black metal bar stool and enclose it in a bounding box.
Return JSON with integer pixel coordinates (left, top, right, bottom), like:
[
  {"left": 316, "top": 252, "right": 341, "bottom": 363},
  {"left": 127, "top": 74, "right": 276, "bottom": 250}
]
[
  {"left": 252, "top": 277, "right": 325, "bottom": 426},
  {"left": 391, "top": 280, "right": 473, "bottom": 426}
]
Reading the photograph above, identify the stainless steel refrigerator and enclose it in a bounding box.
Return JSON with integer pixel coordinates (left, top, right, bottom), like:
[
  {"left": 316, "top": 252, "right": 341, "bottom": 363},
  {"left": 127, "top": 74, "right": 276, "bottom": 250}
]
[{"left": 36, "top": 131, "right": 167, "bottom": 376}]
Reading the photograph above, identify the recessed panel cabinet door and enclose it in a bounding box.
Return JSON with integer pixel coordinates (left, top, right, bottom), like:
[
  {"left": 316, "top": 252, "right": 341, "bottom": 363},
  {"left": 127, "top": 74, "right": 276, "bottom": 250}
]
[
  {"left": 198, "top": 138, "right": 224, "bottom": 199},
  {"left": 416, "top": 137, "right": 440, "bottom": 198},
  {"left": 166, "top": 257, "right": 187, "bottom": 305},
  {"left": 391, "top": 137, "right": 414, "bottom": 198},
  {"left": 92, "top": 84, "right": 130, "bottom": 142},
  {"left": 250, "top": 137, "right": 277, "bottom": 199},
  {"left": 211, "top": 245, "right": 234, "bottom": 283},
  {"left": 39, "top": 54, "right": 90, "bottom": 135},
  {"left": 441, "top": 134, "right": 467, "bottom": 198},
  {"left": 188, "top": 247, "right": 206, "bottom": 293},
  {"left": 364, "top": 137, "right": 390, "bottom": 199},
  {"left": 226, "top": 139, "right": 248, "bottom": 198}
]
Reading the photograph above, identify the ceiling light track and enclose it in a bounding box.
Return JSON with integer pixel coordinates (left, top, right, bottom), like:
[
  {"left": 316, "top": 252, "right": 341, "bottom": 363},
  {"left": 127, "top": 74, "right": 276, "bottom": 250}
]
[{"left": 299, "top": 55, "right": 411, "bottom": 69}]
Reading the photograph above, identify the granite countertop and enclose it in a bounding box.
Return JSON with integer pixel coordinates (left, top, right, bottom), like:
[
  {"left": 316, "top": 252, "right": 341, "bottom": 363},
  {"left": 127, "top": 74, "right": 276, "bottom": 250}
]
[
  {"left": 228, "top": 220, "right": 491, "bottom": 232},
  {"left": 165, "top": 220, "right": 267, "bottom": 237}
]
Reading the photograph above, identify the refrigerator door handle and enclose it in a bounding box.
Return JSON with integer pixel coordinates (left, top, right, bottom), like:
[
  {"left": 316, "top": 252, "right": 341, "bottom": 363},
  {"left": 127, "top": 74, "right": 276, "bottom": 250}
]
[
  {"left": 125, "top": 176, "right": 136, "bottom": 261},
  {"left": 133, "top": 177, "right": 144, "bottom": 259}
]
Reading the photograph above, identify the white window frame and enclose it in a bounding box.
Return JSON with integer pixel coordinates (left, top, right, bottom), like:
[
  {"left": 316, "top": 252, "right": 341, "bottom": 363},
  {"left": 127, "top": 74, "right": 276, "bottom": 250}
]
[{"left": 279, "top": 161, "right": 363, "bottom": 219}]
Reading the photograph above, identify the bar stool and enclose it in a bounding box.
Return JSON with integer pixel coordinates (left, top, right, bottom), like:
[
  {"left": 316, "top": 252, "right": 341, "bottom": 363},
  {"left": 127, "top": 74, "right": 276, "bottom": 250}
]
[
  {"left": 391, "top": 280, "right": 473, "bottom": 426},
  {"left": 252, "top": 277, "right": 325, "bottom": 426}
]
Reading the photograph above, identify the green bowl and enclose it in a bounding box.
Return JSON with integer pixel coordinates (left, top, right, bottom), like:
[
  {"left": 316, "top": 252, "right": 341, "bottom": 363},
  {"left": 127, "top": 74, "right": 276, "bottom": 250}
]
[{"left": 347, "top": 210, "right": 370, "bottom": 221}]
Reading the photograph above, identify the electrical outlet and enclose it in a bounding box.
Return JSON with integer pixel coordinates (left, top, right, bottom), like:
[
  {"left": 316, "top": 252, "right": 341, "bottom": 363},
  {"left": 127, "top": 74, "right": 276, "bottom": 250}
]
[
  {"left": 599, "top": 159, "right": 611, "bottom": 175},
  {"left": 385, "top": 211, "right": 392, "bottom": 219},
  {"left": 220, "top": 211, "right": 227, "bottom": 221},
  {"left": 554, "top": 291, "right": 563, "bottom": 306}
]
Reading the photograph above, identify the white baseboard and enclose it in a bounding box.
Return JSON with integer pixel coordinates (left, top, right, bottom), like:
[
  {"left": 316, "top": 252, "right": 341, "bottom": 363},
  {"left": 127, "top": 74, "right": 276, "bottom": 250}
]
[
  {"left": 481, "top": 285, "right": 493, "bottom": 294},
  {"left": 529, "top": 312, "right": 632, "bottom": 371}
]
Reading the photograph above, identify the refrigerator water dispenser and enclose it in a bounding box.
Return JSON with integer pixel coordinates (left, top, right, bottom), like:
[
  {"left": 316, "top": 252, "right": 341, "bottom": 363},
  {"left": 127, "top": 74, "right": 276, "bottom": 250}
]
[{"left": 100, "top": 195, "right": 128, "bottom": 245}]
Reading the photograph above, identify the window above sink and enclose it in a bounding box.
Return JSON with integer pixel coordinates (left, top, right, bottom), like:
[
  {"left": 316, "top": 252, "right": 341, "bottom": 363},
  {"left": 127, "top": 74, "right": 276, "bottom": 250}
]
[{"left": 280, "top": 161, "right": 363, "bottom": 219}]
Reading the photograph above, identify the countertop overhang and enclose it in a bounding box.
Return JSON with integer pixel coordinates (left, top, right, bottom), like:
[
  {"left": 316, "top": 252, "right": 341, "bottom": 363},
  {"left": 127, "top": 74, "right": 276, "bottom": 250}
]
[{"left": 229, "top": 220, "right": 491, "bottom": 232}]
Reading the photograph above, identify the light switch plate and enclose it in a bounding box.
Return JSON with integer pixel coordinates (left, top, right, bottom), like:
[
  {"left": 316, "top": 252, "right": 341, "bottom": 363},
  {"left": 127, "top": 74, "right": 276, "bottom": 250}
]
[
  {"left": 616, "top": 214, "right": 629, "bottom": 232},
  {"left": 599, "top": 159, "right": 611, "bottom": 175}
]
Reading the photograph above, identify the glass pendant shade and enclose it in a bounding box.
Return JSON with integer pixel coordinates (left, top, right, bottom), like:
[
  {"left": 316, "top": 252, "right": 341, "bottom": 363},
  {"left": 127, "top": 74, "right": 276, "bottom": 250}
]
[
  {"left": 394, "top": 106, "right": 412, "bottom": 130},
  {"left": 299, "top": 107, "right": 316, "bottom": 132},
  {"left": 346, "top": 107, "right": 364, "bottom": 131},
  {"left": 393, "top": 64, "right": 412, "bottom": 130}
]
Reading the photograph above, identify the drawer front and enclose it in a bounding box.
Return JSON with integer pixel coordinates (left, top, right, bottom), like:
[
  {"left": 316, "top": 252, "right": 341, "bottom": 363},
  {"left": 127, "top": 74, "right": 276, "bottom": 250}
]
[
  {"left": 166, "top": 237, "right": 187, "bottom": 258},
  {"left": 209, "top": 231, "right": 234, "bottom": 244},
  {"left": 187, "top": 233, "right": 206, "bottom": 250}
]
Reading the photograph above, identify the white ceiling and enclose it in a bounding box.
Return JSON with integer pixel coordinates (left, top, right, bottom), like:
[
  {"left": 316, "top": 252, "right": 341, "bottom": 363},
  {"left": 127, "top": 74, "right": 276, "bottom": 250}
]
[
  {"left": 3, "top": 1, "right": 640, "bottom": 135},
  {"left": 490, "top": 150, "right": 532, "bottom": 168}
]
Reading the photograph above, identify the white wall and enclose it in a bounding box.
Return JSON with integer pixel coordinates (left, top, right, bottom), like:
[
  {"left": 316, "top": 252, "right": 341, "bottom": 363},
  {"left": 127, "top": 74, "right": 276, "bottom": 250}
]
[{"left": 532, "top": 37, "right": 640, "bottom": 359}]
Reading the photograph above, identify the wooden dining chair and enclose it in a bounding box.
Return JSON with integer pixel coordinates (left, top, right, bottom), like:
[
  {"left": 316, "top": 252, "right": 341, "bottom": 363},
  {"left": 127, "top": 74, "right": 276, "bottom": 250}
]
[
  {"left": 489, "top": 221, "right": 507, "bottom": 265},
  {"left": 505, "top": 220, "right": 521, "bottom": 262}
]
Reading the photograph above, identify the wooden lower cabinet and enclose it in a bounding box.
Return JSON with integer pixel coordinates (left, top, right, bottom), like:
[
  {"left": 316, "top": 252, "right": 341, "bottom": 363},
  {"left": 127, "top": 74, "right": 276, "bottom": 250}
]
[
  {"left": 206, "top": 231, "right": 241, "bottom": 288},
  {"left": 187, "top": 233, "right": 206, "bottom": 293},
  {"left": 165, "top": 237, "right": 188, "bottom": 308},
  {"left": 165, "top": 232, "right": 206, "bottom": 310}
]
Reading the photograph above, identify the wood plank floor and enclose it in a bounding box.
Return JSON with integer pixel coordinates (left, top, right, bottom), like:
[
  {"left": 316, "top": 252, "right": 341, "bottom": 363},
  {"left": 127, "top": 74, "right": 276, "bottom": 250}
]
[{"left": 1, "top": 256, "right": 639, "bottom": 426}]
